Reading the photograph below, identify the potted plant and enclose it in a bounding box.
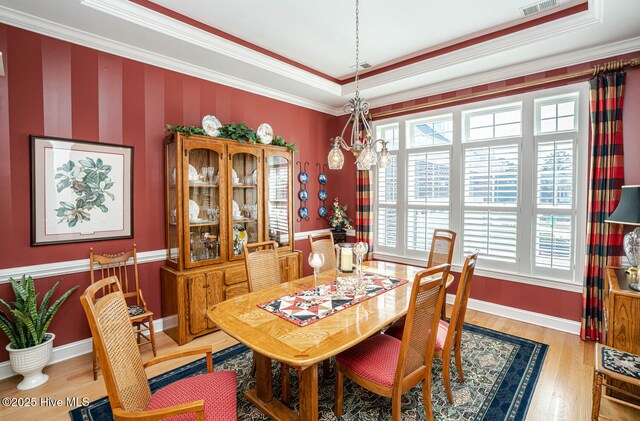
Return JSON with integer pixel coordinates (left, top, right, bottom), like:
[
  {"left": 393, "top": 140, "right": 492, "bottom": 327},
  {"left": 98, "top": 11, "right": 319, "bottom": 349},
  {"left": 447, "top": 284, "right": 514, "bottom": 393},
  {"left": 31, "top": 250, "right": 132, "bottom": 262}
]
[
  {"left": 0, "top": 275, "right": 77, "bottom": 390},
  {"left": 326, "top": 197, "right": 354, "bottom": 232}
]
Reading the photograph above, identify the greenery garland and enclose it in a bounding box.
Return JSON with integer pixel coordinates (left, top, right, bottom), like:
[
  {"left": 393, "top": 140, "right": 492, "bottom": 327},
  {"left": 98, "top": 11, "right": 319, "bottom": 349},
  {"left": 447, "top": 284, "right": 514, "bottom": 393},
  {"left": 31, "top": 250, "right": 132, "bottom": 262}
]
[{"left": 165, "top": 123, "right": 298, "bottom": 152}]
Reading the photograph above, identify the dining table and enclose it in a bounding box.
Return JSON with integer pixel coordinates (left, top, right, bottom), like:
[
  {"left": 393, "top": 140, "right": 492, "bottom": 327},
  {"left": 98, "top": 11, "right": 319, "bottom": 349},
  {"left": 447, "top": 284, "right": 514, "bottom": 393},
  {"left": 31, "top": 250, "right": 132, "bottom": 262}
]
[{"left": 208, "top": 260, "right": 454, "bottom": 421}]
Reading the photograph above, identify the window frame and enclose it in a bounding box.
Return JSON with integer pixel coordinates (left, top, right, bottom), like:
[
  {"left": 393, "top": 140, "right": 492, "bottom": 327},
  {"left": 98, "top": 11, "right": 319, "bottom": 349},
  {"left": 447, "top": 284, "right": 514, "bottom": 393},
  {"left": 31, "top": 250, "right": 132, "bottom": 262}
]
[{"left": 372, "top": 83, "right": 588, "bottom": 291}]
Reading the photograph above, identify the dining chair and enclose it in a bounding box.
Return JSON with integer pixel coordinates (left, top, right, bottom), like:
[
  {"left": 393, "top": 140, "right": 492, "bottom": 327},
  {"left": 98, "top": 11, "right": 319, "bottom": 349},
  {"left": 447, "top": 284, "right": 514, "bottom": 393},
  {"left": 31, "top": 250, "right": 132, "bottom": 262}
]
[
  {"left": 334, "top": 264, "right": 450, "bottom": 421},
  {"left": 592, "top": 343, "right": 640, "bottom": 420},
  {"left": 308, "top": 232, "right": 337, "bottom": 272},
  {"left": 428, "top": 229, "right": 457, "bottom": 268},
  {"left": 80, "top": 276, "right": 237, "bottom": 420},
  {"left": 89, "top": 244, "right": 156, "bottom": 381},
  {"left": 243, "top": 240, "right": 293, "bottom": 405},
  {"left": 386, "top": 250, "right": 478, "bottom": 403}
]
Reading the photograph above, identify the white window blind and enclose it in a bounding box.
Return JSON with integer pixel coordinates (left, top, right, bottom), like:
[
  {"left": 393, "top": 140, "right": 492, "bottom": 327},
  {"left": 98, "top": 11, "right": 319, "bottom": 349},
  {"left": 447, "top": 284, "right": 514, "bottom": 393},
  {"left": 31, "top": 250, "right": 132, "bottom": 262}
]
[
  {"left": 377, "top": 207, "right": 397, "bottom": 247},
  {"left": 464, "top": 144, "right": 519, "bottom": 206},
  {"left": 267, "top": 162, "right": 289, "bottom": 244},
  {"left": 376, "top": 125, "right": 399, "bottom": 250},
  {"left": 408, "top": 151, "right": 450, "bottom": 204},
  {"left": 463, "top": 210, "right": 518, "bottom": 262},
  {"left": 407, "top": 209, "right": 450, "bottom": 252}
]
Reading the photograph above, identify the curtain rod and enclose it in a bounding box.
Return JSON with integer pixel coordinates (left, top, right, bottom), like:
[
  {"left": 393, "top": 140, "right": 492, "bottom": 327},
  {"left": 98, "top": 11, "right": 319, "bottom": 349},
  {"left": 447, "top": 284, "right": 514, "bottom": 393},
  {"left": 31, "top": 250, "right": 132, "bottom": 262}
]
[{"left": 371, "top": 57, "right": 640, "bottom": 120}]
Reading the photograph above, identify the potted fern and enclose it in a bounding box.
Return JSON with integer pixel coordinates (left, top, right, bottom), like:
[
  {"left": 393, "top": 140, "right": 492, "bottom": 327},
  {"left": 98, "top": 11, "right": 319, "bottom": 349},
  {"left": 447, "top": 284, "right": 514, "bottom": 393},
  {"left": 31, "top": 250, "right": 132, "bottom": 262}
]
[{"left": 0, "top": 275, "right": 77, "bottom": 390}]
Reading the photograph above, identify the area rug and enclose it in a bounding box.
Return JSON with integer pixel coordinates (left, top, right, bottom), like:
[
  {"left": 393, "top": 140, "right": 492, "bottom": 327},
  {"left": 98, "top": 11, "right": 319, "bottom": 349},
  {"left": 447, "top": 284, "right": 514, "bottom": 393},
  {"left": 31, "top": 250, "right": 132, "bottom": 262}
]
[{"left": 69, "top": 322, "right": 547, "bottom": 420}]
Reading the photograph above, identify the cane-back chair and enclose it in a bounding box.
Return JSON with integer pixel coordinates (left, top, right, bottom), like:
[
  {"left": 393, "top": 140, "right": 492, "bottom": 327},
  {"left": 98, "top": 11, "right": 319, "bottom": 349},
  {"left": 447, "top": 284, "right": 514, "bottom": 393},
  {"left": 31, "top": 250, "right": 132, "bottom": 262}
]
[
  {"left": 335, "top": 264, "right": 450, "bottom": 421},
  {"left": 80, "top": 276, "right": 237, "bottom": 420},
  {"left": 308, "top": 232, "right": 337, "bottom": 273},
  {"left": 427, "top": 229, "right": 457, "bottom": 268},
  {"left": 89, "top": 244, "right": 156, "bottom": 380}
]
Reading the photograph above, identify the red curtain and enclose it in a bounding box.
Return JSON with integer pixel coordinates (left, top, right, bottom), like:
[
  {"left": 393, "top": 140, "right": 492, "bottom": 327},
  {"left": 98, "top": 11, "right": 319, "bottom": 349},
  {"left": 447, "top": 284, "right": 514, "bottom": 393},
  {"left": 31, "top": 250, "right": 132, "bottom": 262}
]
[
  {"left": 355, "top": 170, "right": 373, "bottom": 252},
  {"left": 581, "top": 72, "right": 626, "bottom": 342}
]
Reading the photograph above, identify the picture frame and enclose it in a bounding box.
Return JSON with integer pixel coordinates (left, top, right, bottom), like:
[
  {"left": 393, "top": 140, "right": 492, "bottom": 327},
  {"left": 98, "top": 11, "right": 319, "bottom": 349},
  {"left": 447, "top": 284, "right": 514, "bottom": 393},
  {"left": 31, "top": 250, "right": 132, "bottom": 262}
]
[{"left": 31, "top": 135, "right": 134, "bottom": 246}]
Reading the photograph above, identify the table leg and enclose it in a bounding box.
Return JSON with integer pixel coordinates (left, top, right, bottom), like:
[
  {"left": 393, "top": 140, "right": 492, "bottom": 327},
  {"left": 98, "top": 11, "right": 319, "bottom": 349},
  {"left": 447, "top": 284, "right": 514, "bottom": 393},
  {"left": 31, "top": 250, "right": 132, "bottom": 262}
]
[
  {"left": 299, "top": 363, "right": 319, "bottom": 421},
  {"left": 244, "top": 352, "right": 297, "bottom": 421},
  {"left": 255, "top": 352, "right": 273, "bottom": 403}
]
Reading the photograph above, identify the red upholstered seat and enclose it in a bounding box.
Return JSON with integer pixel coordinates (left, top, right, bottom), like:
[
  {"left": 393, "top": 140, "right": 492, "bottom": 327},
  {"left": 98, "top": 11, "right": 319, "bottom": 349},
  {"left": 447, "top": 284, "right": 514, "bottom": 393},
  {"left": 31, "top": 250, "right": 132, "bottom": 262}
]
[
  {"left": 386, "top": 317, "right": 449, "bottom": 351},
  {"left": 146, "top": 370, "right": 237, "bottom": 420},
  {"left": 336, "top": 333, "right": 402, "bottom": 387}
]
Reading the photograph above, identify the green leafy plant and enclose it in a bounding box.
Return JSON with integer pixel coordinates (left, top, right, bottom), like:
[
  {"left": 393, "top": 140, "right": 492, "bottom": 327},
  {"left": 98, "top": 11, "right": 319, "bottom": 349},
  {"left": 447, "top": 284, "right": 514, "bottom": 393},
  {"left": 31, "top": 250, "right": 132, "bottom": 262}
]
[
  {"left": 0, "top": 276, "right": 78, "bottom": 349},
  {"left": 164, "top": 124, "right": 207, "bottom": 137},
  {"left": 272, "top": 135, "right": 299, "bottom": 153}
]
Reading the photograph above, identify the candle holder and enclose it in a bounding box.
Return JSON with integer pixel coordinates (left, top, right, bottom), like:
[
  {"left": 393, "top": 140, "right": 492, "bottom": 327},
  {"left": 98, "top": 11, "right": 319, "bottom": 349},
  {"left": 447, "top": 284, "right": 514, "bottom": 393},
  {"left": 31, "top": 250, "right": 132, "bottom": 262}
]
[
  {"left": 335, "top": 243, "right": 356, "bottom": 276},
  {"left": 353, "top": 242, "right": 369, "bottom": 277},
  {"left": 307, "top": 252, "right": 325, "bottom": 305}
]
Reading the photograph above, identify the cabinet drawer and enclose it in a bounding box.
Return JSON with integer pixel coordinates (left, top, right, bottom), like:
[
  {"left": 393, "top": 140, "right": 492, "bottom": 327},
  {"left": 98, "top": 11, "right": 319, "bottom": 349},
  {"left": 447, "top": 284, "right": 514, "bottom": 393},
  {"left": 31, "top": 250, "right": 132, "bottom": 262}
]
[
  {"left": 225, "top": 283, "right": 249, "bottom": 299},
  {"left": 225, "top": 266, "right": 248, "bottom": 285}
]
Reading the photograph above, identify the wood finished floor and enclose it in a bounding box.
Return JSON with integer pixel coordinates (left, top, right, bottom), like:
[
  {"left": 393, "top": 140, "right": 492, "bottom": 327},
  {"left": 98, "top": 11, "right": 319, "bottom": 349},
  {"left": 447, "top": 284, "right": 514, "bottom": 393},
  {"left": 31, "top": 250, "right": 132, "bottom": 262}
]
[{"left": 0, "top": 307, "right": 638, "bottom": 421}]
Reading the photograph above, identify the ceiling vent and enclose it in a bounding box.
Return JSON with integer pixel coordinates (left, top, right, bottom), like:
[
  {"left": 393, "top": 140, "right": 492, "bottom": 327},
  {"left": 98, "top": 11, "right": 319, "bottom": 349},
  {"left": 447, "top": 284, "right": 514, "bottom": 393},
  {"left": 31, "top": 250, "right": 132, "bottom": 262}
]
[
  {"left": 520, "top": 0, "right": 559, "bottom": 17},
  {"left": 349, "top": 61, "right": 372, "bottom": 70}
]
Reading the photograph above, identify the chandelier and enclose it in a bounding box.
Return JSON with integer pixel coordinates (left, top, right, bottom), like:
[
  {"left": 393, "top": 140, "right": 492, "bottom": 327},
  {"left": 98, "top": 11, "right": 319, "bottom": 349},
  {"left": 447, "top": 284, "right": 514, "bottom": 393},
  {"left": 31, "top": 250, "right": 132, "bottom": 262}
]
[{"left": 328, "top": 0, "right": 389, "bottom": 171}]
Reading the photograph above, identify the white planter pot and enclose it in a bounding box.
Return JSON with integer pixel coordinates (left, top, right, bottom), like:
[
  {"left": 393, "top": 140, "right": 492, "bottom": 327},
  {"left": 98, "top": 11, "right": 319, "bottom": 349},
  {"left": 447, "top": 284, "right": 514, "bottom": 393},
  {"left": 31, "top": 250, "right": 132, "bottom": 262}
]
[{"left": 6, "top": 333, "right": 55, "bottom": 390}]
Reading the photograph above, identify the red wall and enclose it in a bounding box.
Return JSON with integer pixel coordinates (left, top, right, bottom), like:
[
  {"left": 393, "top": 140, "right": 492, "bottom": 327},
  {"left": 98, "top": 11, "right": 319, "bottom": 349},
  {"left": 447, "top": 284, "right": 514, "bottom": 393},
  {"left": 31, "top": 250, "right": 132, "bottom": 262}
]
[{"left": 0, "top": 25, "right": 339, "bottom": 361}]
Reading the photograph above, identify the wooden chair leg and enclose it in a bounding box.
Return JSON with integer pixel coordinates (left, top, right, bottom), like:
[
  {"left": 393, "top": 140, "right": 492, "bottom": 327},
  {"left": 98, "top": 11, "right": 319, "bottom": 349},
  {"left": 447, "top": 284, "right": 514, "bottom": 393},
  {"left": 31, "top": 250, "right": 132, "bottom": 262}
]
[
  {"left": 391, "top": 390, "right": 402, "bottom": 421},
  {"left": 443, "top": 349, "right": 453, "bottom": 404},
  {"left": 423, "top": 376, "right": 434, "bottom": 421},
  {"left": 92, "top": 339, "right": 99, "bottom": 381},
  {"left": 148, "top": 318, "right": 157, "bottom": 357},
  {"left": 454, "top": 331, "right": 464, "bottom": 383},
  {"left": 322, "top": 359, "right": 330, "bottom": 379},
  {"left": 281, "top": 363, "right": 291, "bottom": 407},
  {"left": 592, "top": 371, "right": 603, "bottom": 421},
  {"left": 335, "top": 363, "right": 344, "bottom": 416}
]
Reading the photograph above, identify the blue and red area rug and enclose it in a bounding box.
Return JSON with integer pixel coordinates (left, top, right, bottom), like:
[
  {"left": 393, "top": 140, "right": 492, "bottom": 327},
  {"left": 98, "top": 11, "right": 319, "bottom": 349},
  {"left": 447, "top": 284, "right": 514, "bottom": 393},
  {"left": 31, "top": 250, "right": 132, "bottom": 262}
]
[{"left": 70, "top": 322, "right": 547, "bottom": 420}]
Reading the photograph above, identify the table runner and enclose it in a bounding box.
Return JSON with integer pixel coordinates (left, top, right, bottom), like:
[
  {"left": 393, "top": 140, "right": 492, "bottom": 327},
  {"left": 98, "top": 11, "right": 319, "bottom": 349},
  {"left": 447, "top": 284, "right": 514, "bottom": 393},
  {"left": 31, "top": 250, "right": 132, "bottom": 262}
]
[{"left": 258, "top": 272, "right": 408, "bottom": 326}]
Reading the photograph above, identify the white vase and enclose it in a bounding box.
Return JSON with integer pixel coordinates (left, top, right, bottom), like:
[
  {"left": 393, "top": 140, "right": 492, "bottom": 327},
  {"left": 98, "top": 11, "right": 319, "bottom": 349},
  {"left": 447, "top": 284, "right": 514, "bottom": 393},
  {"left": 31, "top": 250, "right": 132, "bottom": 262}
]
[{"left": 6, "top": 333, "right": 55, "bottom": 390}]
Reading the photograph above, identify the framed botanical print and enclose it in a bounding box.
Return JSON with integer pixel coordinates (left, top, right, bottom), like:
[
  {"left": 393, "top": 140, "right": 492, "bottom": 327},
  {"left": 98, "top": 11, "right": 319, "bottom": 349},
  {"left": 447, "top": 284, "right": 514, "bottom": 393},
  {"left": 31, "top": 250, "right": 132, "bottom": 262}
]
[{"left": 31, "top": 135, "right": 134, "bottom": 245}]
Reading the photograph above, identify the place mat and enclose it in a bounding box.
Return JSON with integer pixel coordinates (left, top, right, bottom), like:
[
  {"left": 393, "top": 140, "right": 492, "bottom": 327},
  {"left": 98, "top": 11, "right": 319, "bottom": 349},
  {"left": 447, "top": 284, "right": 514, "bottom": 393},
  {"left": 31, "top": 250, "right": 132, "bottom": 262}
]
[{"left": 258, "top": 272, "right": 408, "bottom": 327}]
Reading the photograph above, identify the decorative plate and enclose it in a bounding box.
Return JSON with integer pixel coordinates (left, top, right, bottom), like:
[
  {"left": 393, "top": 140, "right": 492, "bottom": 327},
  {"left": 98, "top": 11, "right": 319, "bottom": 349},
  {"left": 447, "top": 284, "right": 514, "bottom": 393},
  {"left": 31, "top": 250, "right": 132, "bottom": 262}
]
[
  {"left": 299, "top": 189, "right": 308, "bottom": 201},
  {"left": 299, "top": 172, "right": 309, "bottom": 184},
  {"left": 233, "top": 224, "right": 248, "bottom": 247},
  {"left": 319, "top": 189, "right": 327, "bottom": 201},
  {"left": 202, "top": 115, "right": 222, "bottom": 137},
  {"left": 257, "top": 123, "right": 274, "bottom": 144},
  {"left": 232, "top": 200, "right": 240, "bottom": 215},
  {"left": 188, "top": 200, "right": 200, "bottom": 219},
  {"left": 188, "top": 164, "right": 199, "bottom": 181},
  {"left": 318, "top": 173, "right": 327, "bottom": 185},
  {"left": 318, "top": 205, "right": 327, "bottom": 217},
  {"left": 299, "top": 206, "right": 309, "bottom": 219}
]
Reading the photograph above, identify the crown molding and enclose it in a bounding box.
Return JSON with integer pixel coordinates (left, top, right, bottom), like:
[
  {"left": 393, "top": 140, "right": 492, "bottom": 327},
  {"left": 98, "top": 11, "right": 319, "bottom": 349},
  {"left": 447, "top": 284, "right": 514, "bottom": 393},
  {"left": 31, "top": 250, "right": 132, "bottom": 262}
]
[
  {"left": 81, "top": 0, "right": 342, "bottom": 96},
  {"left": 0, "top": 4, "right": 340, "bottom": 116},
  {"left": 344, "top": 0, "right": 603, "bottom": 95},
  {"left": 366, "top": 35, "right": 640, "bottom": 112}
]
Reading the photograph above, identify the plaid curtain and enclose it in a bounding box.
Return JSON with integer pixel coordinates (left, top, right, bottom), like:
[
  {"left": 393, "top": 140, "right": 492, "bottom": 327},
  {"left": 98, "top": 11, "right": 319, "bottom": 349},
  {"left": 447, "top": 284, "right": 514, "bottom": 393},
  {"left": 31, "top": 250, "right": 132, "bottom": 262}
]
[
  {"left": 581, "top": 72, "right": 626, "bottom": 342},
  {"left": 356, "top": 170, "right": 373, "bottom": 252}
]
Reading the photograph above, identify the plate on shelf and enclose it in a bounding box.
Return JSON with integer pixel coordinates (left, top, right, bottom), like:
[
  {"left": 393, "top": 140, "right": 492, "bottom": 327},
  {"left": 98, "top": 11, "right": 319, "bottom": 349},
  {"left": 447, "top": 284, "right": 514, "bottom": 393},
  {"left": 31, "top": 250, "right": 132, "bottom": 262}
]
[
  {"left": 299, "top": 172, "right": 308, "bottom": 184},
  {"left": 257, "top": 123, "right": 273, "bottom": 144},
  {"left": 318, "top": 173, "right": 327, "bottom": 185},
  {"left": 318, "top": 205, "right": 327, "bottom": 217},
  {"left": 202, "top": 115, "right": 222, "bottom": 137},
  {"left": 299, "top": 206, "right": 309, "bottom": 219},
  {"left": 233, "top": 224, "right": 248, "bottom": 247},
  {"left": 188, "top": 164, "right": 199, "bottom": 182},
  {"left": 189, "top": 200, "right": 200, "bottom": 219},
  {"left": 232, "top": 200, "right": 240, "bottom": 215},
  {"left": 319, "top": 189, "right": 327, "bottom": 201},
  {"left": 299, "top": 189, "right": 308, "bottom": 201}
]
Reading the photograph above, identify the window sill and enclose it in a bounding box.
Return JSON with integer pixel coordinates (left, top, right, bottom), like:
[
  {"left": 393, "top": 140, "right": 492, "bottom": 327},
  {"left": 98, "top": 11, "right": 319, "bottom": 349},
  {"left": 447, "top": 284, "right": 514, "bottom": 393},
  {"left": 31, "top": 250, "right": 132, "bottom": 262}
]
[{"left": 372, "top": 252, "right": 583, "bottom": 293}]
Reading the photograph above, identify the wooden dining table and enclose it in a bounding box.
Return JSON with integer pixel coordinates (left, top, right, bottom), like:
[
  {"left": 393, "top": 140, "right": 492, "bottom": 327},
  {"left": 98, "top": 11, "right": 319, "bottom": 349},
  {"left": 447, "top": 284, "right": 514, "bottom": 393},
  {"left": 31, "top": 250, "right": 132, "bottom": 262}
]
[{"left": 208, "top": 261, "right": 454, "bottom": 421}]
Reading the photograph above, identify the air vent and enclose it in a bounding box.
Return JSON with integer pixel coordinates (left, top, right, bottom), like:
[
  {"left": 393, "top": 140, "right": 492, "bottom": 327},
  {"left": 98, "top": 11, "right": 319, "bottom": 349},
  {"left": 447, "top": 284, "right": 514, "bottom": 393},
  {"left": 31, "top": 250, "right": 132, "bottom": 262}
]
[
  {"left": 521, "top": 0, "right": 559, "bottom": 17},
  {"left": 349, "top": 61, "right": 372, "bottom": 70}
]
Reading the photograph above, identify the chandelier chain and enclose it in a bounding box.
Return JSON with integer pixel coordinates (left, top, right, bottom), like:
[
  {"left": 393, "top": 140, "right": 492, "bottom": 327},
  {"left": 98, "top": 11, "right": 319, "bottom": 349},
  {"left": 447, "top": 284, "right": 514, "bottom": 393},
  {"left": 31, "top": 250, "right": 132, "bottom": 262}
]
[{"left": 355, "top": 0, "right": 360, "bottom": 98}]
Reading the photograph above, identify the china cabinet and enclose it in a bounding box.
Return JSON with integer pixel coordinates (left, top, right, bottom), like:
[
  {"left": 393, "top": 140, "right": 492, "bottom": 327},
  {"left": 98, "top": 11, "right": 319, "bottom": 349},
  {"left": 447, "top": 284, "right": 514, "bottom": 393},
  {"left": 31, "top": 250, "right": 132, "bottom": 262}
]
[{"left": 161, "top": 134, "right": 301, "bottom": 345}]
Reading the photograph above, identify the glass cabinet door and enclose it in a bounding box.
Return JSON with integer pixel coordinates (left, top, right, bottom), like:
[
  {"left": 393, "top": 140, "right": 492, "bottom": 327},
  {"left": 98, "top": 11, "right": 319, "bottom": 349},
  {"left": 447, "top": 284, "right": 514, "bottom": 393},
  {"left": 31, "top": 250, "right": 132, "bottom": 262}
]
[
  {"left": 228, "top": 145, "right": 262, "bottom": 260},
  {"left": 183, "top": 143, "right": 226, "bottom": 267},
  {"left": 264, "top": 151, "right": 292, "bottom": 250},
  {"left": 166, "top": 142, "right": 179, "bottom": 265}
]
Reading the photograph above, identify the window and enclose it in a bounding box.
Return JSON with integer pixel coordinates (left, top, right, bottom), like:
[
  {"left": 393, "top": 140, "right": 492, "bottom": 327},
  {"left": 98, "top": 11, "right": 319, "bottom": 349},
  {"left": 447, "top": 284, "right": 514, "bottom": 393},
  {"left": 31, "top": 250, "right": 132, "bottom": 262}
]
[{"left": 373, "top": 85, "right": 587, "bottom": 286}]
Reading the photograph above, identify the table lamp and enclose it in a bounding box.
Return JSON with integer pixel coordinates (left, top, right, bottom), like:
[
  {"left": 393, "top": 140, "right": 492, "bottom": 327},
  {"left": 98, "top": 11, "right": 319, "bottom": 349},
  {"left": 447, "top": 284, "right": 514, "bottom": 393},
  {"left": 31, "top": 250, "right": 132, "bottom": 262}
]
[{"left": 605, "top": 185, "right": 640, "bottom": 281}]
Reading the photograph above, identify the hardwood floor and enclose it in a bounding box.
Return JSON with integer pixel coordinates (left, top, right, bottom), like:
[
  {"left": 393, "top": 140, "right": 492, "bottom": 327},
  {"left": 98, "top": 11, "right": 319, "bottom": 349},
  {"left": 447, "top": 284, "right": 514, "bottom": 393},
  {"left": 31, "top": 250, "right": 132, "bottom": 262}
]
[{"left": 0, "top": 307, "right": 638, "bottom": 420}]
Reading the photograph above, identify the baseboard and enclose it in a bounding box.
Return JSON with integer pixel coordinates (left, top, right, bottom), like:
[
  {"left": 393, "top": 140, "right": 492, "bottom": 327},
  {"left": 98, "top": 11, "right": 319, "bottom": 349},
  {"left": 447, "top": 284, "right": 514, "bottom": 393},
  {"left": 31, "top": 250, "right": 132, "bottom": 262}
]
[
  {"left": 0, "top": 317, "right": 166, "bottom": 381},
  {"left": 448, "top": 294, "right": 581, "bottom": 335}
]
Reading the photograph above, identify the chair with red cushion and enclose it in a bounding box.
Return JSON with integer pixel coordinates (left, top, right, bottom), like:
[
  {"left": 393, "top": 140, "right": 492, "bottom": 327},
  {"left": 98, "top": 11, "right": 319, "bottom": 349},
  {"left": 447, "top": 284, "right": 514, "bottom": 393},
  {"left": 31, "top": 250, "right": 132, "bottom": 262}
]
[
  {"left": 334, "top": 264, "right": 450, "bottom": 421},
  {"left": 386, "top": 251, "right": 478, "bottom": 404},
  {"left": 80, "top": 276, "right": 237, "bottom": 421}
]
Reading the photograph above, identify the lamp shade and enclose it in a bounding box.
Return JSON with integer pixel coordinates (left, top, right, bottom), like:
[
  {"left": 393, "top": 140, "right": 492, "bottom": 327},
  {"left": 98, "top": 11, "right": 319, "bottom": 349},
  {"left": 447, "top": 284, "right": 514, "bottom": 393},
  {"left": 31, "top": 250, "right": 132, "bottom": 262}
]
[{"left": 606, "top": 185, "right": 640, "bottom": 226}]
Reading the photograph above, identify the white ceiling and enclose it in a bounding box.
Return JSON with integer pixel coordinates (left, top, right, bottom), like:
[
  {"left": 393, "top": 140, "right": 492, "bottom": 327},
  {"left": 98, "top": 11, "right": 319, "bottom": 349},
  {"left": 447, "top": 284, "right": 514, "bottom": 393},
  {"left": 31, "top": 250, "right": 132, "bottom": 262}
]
[
  {"left": 0, "top": 0, "right": 639, "bottom": 115},
  {"left": 148, "top": 0, "right": 580, "bottom": 79}
]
